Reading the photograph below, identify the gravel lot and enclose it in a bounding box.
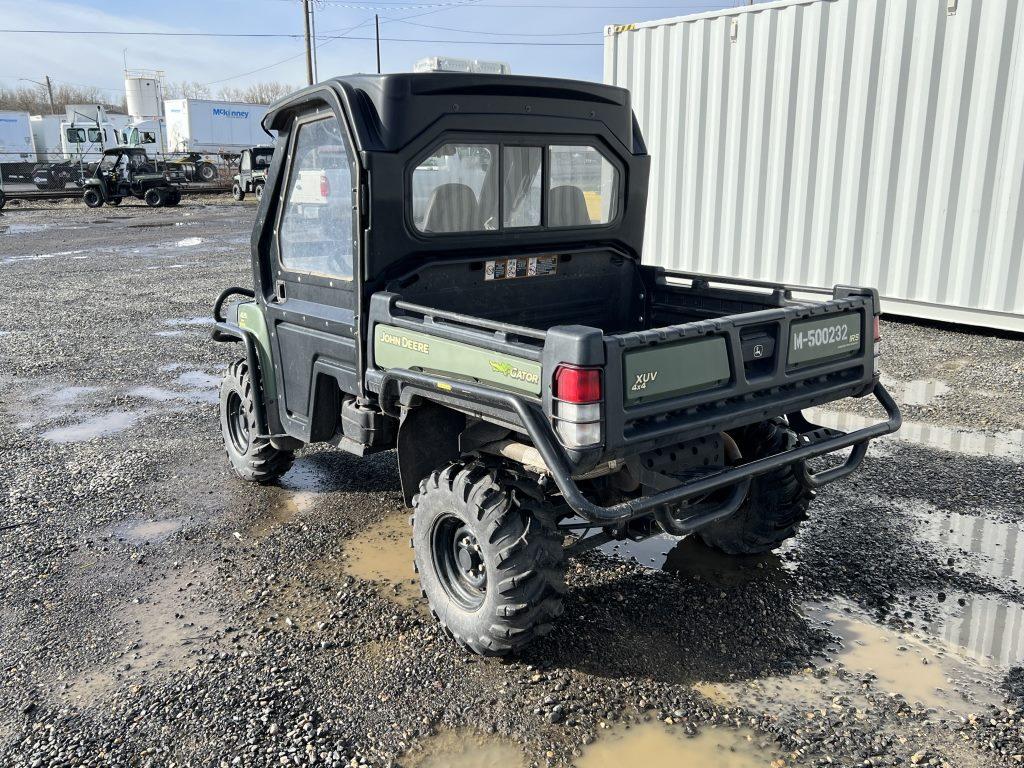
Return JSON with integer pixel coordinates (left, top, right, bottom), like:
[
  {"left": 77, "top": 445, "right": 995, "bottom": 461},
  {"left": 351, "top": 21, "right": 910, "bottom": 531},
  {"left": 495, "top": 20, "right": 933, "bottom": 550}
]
[{"left": 1, "top": 195, "right": 1022, "bottom": 767}]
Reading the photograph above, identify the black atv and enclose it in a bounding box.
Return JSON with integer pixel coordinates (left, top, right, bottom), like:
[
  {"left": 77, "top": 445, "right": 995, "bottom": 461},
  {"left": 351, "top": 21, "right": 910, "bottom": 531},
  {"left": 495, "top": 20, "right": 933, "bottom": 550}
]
[{"left": 81, "top": 147, "right": 184, "bottom": 208}]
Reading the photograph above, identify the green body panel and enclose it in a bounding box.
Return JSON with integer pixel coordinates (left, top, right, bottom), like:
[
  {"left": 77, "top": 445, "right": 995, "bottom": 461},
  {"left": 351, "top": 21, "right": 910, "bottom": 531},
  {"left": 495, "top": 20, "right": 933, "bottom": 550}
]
[
  {"left": 374, "top": 324, "right": 542, "bottom": 396},
  {"left": 623, "top": 335, "right": 730, "bottom": 404},
  {"left": 236, "top": 302, "right": 277, "bottom": 400},
  {"left": 788, "top": 313, "right": 861, "bottom": 367}
]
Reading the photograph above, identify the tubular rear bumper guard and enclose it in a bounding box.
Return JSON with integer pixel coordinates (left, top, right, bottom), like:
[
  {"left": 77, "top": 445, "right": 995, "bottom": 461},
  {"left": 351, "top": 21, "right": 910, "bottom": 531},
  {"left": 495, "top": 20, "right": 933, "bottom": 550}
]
[{"left": 380, "top": 369, "right": 902, "bottom": 530}]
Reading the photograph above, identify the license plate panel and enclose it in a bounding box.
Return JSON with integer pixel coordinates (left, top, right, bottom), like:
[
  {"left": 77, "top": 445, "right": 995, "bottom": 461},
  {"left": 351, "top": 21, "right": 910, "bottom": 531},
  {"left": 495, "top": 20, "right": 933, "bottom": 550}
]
[{"left": 788, "top": 313, "right": 862, "bottom": 367}]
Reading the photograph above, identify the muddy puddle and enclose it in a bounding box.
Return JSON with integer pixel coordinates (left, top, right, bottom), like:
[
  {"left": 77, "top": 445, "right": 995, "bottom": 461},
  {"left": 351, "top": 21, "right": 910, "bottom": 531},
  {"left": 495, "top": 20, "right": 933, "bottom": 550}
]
[
  {"left": 805, "top": 602, "right": 1000, "bottom": 714},
  {"left": 129, "top": 370, "right": 219, "bottom": 406},
  {"left": 577, "top": 721, "right": 781, "bottom": 768},
  {"left": 112, "top": 516, "right": 188, "bottom": 544},
  {"left": 805, "top": 408, "right": 1024, "bottom": 460},
  {"left": 342, "top": 513, "right": 420, "bottom": 609},
  {"left": 883, "top": 376, "right": 951, "bottom": 406},
  {"left": 403, "top": 729, "right": 527, "bottom": 768},
  {"left": 62, "top": 567, "right": 222, "bottom": 702}
]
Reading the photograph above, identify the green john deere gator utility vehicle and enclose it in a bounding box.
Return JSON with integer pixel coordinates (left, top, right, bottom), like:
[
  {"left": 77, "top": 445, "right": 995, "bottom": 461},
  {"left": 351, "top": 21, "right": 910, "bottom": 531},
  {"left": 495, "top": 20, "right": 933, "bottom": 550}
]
[{"left": 212, "top": 73, "right": 901, "bottom": 656}]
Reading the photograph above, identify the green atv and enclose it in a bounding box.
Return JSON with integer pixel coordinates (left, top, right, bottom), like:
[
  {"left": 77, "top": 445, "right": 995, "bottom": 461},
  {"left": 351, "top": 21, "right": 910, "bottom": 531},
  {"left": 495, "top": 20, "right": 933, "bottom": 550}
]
[
  {"left": 211, "top": 74, "right": 901, "bottom": 656},
  {"left": 82, "top": 147, "right": 184, "bottom": 208}
]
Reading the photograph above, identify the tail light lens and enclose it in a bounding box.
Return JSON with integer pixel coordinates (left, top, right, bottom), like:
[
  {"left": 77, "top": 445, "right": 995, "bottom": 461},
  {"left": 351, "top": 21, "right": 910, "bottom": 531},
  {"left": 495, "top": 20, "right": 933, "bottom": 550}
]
[
  {"left": 873, "top": 316, "right": 882, "bottom": 342},
  {"left": 320, "top": 172, "right": 330, "bottom": 199},
  {"left": 552, "top": 365, "right": 602, "bottom": 448},
  {"left": 872, "top": 315, "right": 882, "bottom": 375}
]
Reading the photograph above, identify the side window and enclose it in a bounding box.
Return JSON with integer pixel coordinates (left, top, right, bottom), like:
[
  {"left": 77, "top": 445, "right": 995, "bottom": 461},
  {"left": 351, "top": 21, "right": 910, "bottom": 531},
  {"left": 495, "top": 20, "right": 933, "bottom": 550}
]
[
  {"left": 240, "top": 152, "right": 251, "bottom": 172},
  {"left": 412, "top": 143, "right": 498, "bottom": 232},
  {"left": 66, "top": 128, "right": 86, "bottom": 143},
  {"left": 548, "top": 145, "right": 618, "bottom": 227},
  {"left": 278, "top": 115, "right": 353, "bottom": 279},
  {"left": 87, "top": 128, "right": 102, "bottom": 143},
  {"left": 502, "top": 146, "right": 542, "bottom": 228}
]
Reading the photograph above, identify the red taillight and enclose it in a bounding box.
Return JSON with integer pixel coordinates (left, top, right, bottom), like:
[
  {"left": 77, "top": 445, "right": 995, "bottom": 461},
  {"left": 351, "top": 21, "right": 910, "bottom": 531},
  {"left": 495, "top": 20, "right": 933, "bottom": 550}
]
[
  {"left": 873, "top": 316, "right": 881, "bottom": 342},
  {"left": 553, "top": 365, "right": 602, "bottom": 403},
  {"left": 320, "top": 173, "right": 330, "bottom": 198}
]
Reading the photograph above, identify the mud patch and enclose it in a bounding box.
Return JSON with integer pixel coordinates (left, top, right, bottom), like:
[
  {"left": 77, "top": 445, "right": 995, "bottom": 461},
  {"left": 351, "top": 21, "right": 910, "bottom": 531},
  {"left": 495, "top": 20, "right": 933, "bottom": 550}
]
[
  {"left": 577, "top": 721, "right": 781, "bottom": 768},
  {"left": 404, "top": 729, "right": 527, "bottom": 768},
  {"left": 342, "top": 513, "right": 419, "bottom": 609}
]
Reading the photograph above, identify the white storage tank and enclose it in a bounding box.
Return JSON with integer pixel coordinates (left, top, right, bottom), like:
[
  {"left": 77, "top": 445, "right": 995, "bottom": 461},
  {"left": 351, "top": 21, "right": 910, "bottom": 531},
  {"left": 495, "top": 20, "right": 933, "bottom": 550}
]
[
  {"left": 605, "top": 0, "right": 1024, "bottom": 332},
  {"left": 125, "top": 76, "right": 162, "bottom": 119},
  {"left": 163, "top": 99, "right": 271, "bottom": 155}
]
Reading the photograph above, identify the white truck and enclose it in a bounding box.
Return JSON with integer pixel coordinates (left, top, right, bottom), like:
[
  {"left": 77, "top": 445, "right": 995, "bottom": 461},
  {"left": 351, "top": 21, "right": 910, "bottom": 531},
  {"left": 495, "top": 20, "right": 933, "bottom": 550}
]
[
  {"left": 163, "top": 99, "right": 271, "bottom": 155},
  {"left": 0, "top": 111, "right": 37, "bottom": 183}
]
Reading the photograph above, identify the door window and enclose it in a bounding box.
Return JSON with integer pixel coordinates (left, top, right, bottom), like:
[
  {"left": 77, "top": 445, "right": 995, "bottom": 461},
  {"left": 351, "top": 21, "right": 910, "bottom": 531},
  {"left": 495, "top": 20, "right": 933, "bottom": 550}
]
[{"left": 278, "top": 115, "right": 353, "bottom": 279}]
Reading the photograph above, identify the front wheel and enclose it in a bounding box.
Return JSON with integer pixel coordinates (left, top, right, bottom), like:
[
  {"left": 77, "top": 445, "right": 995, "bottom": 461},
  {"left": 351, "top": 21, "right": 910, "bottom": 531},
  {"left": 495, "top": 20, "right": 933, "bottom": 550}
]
[
  {"left": 83, "top": 188, "right": 103, "bottom": 208},
  {"left": 219, "top": 359, "right": 294, "bottom": 483},
  {"left": 232, "top": 182, "right": 244, "bottom": 201},
  {"left": 253, "top": 181, "right": 265, "bottom": 202},
  {"left": 412, "top": 462, "right": 566, "bottom": 656},
  {"left": 698, "top": 419, "right": 813, "bottom": 555}
]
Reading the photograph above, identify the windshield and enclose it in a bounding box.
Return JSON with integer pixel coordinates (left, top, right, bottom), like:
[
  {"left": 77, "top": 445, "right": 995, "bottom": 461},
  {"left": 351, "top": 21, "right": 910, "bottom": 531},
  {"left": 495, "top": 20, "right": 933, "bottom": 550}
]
[
  {"left": 99, "top": 154, "right": 119, "bottom": 170},
  {"left": 253, "top": 149, "right": 273, "bottom": 168}
]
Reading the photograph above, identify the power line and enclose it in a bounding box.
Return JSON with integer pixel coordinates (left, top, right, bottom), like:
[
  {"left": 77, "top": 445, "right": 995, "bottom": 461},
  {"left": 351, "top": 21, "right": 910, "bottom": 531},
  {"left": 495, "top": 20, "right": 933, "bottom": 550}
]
[{"left": 389, "top": 19, "right": 602, "bottom": 35}]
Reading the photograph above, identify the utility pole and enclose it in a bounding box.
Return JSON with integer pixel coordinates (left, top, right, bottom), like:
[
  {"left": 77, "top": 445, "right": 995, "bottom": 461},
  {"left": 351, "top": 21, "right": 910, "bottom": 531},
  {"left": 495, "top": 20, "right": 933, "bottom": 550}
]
[
  {"left": 303, "top": 0, "right": 314, "bottom": 85},
  {"left": 44, "top": 75, "right": 56, "bottom": 115},
  {"left": 375, "top": 14, "right": 382, "bottom": 74},
  {"left": 310, "top": 1, "right": 319, "bottom": 81}
]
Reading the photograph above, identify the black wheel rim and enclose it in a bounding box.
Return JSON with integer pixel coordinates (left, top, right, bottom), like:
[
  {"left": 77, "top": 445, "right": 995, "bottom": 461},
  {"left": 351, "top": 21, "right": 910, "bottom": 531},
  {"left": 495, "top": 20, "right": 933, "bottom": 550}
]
[
  {"left": 431, "top": 515, "right": 487, "bottom": 610},
  {"left": 226, "top": 391, "right": 249, "bottom": 454}
]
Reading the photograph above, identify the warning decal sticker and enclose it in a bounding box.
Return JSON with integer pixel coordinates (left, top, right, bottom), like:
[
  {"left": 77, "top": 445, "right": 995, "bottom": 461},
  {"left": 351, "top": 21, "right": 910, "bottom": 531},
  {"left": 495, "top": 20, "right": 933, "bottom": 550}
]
[{"left": 484, "top": 256, "right": 558, "bottom": 281}]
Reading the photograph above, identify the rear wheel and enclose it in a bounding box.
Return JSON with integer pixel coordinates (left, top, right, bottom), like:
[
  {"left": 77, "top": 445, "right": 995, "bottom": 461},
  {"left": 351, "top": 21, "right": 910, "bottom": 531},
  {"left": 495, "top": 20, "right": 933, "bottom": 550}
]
[
  {"left": 165, "top": 190, "right": 181, "bottom": 207},
  {"left": 232, "top": 182, "right": 244, "bottom": 201},
  {"left": 83, "top": 188, "right": 103, "bottom": 208},
  {"left": 219, "top": 359, "right": 294, "bottom": 484},
  {"left": 698, "top": 419, "right": 813, "bottom": 555},
  {"left": 412, "top": 462, "right": 566, "bottom": 656},
  {"left": 0, "top": 190, "right": 6, "bottom": 210},
  {"left": 253, "top": 181, "right": 265, "bottom": 202},
  {"left": 144, "top": 188, "right": 163, "bottom": 207},
  {"left": 197, "top": 162, "right": 217, "bottom": 182},
  {"left": 107, "top": 197, "right": 121, "bottom": 206}
]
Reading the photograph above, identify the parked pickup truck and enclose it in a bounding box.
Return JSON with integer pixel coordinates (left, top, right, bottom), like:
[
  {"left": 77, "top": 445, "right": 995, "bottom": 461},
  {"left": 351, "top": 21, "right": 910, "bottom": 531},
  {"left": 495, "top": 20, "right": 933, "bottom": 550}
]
[{"left": 211, "top": 73, "right": 901, "bottom": 656}]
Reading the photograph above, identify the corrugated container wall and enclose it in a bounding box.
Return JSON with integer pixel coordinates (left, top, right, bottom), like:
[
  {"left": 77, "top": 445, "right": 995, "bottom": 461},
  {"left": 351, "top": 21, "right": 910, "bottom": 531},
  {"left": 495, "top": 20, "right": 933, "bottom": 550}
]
[{"left": 605, "top": 0, "right": 1024, "bottom": 332}]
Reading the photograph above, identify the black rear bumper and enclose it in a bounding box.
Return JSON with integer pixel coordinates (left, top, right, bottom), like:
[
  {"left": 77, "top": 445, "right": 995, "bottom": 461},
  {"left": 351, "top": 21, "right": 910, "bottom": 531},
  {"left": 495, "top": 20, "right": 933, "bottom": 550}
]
[{"left": 374, "top": 368, "right": 901, "bottom": 529}]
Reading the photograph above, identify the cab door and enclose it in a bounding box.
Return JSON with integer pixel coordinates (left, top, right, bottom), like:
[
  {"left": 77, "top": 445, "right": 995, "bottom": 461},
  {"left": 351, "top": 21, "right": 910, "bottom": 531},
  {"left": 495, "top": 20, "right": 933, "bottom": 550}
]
[{"left": 263, "top": 107, "right": 360, "bottom": 443}]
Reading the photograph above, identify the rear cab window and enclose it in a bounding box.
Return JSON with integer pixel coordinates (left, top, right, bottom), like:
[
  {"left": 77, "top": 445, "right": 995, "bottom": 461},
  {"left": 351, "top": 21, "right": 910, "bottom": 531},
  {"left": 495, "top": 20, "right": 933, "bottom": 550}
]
[
  {"left": 278, "top": 115, "right": 354, "bottom": 279},
  {"left": 410, "top": 140, "right": 619, "bottom": 234}
]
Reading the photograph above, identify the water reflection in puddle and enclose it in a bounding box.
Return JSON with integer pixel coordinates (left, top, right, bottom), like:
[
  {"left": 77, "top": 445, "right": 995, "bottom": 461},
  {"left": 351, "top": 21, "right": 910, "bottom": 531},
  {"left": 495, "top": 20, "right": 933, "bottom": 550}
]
[
  {"left": 903, "top": 502, "right": 1024, "bottom": 667},
  {"left": 163, "top": 317, "right": 211, "bottom": 327},
  {"left": 113, "top": 517, "right": 187, "bottom": 543},
  {"left": 806, "top": 409, "right": 1024, "bottom": 460},
  {"left": 41, "top": 410, "right": 144, "bottom": 443},
  {"left": 577, "top": 722, "right": 780, "bottom": 768},
  {"left": 404, "top": 729, "right": 526, "bottom": 768},
  {"left": 342, "top": 514, "right": 419, "bottom": 609}
]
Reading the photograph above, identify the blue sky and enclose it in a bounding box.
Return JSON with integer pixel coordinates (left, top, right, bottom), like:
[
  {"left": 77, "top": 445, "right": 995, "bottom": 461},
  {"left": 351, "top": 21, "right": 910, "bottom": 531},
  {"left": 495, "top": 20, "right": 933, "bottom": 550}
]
[{"left": 0, "top": 0, "right": 747, "bottom": 100}]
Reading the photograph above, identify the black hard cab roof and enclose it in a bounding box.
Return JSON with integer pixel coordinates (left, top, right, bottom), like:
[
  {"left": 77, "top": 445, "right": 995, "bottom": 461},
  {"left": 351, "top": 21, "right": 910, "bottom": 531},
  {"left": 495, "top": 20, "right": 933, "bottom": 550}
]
[{"left": 256, "top": 73, "right": 651, "bottom": 285}]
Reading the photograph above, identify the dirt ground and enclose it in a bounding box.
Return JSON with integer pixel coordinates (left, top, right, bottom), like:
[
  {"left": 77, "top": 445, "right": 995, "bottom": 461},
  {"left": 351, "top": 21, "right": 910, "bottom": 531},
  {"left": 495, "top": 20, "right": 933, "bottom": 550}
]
[{"left": 1, "top": 195, "right": 1022, "bottom": 767}]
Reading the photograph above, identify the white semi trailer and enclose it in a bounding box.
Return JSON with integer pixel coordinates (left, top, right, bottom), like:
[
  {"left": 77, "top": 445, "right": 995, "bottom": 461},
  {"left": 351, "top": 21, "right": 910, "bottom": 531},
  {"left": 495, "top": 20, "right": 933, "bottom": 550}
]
[
  {"left": 0, "top": 111, "right": 37, "bottom": 184},
  {"left": 163, "top": 99, "right": 271, "bottom": 155}
]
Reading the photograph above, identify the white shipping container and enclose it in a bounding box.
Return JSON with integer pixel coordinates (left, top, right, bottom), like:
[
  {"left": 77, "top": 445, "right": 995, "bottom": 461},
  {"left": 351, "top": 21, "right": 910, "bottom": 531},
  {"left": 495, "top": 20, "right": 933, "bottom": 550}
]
[
  {"left": 605, "top": 0, "right": 1024, "bottom": 332},
  {"left": 164, "top": 99, "right": 271, "bottom": 155},
  {"left": 0, "top": 111, "right": 36, "bottom": 162}
]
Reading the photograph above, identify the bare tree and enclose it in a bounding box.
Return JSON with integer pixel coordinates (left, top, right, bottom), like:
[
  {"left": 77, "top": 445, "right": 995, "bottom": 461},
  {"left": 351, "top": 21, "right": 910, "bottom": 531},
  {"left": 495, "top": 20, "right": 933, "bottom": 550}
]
[
  {"left": 164, "top": 80, "right": 212, "bottom": 100},
  {"left": 218, "top": 82, "right": 294, "bottom": 104},
  {"left": 0, "top": 83, "right": 124, "bottom": 115}
]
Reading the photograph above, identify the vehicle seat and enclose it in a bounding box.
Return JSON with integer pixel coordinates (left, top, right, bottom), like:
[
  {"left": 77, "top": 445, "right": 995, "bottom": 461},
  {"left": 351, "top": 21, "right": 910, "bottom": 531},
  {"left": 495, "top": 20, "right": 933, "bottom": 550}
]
[
  {"left": 548, "top": 185, "right": 592, "bottom": 227},
  {"left": 422, "top": 183, "right": 479, "bottom": 233}
]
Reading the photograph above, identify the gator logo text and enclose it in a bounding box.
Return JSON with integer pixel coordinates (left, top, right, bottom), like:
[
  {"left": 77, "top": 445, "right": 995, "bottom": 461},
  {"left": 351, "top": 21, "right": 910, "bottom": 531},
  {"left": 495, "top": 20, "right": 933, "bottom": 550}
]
[{"left": 489, "top": 360, "right": 540, "bottom": 386}]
